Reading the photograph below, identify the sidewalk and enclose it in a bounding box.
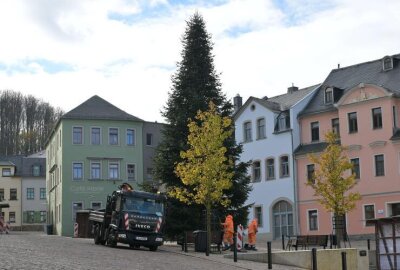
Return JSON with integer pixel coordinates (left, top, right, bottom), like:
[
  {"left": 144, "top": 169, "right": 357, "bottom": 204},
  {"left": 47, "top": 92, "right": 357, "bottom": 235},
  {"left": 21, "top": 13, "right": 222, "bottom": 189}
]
[{"left": 163, "top": 243, "right": 307, "bottom": 270}]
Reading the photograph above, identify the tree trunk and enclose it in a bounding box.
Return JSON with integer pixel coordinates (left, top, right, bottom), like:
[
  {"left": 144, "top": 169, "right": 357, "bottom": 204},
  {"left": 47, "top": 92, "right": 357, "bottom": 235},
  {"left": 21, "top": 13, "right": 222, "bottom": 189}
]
[
  {"left": 334, "top": 214, "right": 344, "bottom": 248},
  {"left": 206, "top": 203, "right": 211, "bottom": 256}
]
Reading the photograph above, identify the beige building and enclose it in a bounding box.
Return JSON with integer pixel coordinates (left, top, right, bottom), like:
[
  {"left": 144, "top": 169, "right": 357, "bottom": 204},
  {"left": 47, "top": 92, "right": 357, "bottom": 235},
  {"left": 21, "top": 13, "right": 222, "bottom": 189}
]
[{"left": 0, "top": 160, "right": 22, "bottom": 228}]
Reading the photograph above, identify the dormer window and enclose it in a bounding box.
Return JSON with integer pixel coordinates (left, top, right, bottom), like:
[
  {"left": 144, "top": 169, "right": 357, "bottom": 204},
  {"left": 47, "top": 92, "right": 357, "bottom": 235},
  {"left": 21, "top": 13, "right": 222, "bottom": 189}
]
[
  {"left": 325, "top": 88, "right": 333, "bottom": 104},
  {"left": 383, "top": 56, "right": 393, "bottom": 71},
  {"left": 274, "top": 112, "right": 290, "bottom": 132}
]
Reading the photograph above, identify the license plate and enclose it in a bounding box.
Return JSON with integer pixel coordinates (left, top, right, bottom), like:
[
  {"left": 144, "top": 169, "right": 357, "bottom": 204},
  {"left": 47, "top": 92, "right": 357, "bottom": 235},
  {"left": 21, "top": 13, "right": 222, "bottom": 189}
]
[
  {"left": 118, "top": 234, "right": 126, "bottom": 239},
  {"left": 136, "top": 236, "right": 147, "bottom": 241}
]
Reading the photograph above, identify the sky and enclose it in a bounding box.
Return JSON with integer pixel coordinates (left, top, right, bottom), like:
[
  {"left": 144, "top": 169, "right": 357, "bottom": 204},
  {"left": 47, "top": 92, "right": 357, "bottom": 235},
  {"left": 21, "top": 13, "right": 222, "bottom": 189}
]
[{"left": 0, "top": 0, "right": 399, "bottom": 123}]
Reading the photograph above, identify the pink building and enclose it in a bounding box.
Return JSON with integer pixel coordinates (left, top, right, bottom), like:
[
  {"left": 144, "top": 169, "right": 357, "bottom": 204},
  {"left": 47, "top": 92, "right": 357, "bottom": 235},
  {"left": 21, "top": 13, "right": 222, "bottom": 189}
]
[{"left": 295, "top": 54, "right": 400, "bottom": 238}]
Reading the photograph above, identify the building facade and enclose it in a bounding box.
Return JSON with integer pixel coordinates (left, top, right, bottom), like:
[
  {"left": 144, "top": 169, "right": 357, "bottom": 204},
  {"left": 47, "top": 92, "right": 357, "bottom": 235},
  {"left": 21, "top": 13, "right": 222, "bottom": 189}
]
[
  {"left": 295, "top": 54, "right": 400, "bottom": 237},
  {"left": 46, "top": 95, "right": 163, "bottom": 236},
  {"left": 234, "top": 85, "right": 318, "bottom": 240}
]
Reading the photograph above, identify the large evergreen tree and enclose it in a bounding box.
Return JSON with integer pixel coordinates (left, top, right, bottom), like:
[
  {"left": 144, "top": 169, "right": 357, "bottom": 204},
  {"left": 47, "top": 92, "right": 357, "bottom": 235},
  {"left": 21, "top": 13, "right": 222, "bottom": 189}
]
[{"left": 154, "top": 12, "right": 251, "bottom": 238}]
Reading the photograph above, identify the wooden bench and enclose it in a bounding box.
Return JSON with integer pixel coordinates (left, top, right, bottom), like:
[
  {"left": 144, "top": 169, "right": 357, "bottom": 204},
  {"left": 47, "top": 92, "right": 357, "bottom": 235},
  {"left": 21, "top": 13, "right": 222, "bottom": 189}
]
[{"left": 286, "top": 235, "right": 328, "bottom": 250}]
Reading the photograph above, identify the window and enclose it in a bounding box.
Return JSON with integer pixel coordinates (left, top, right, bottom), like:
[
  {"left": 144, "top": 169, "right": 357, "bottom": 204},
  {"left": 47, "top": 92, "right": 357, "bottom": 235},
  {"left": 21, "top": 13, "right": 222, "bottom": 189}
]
[
  {"left": 364, "top": 205, "right": 375, "bottom": 226},
  {"left": 254, "top": 206, "right": 263, "bottom": 227},
  {"left": 109, "top": 128, "right": 119, "bottom": 145},
  {"left": 32, "top": 165, "right": 40, "bottom": 176},
  {"left": 308, "top": 210, "right": 318, "bottom": 231},
  {"left": 40, "top": 211, "right": 46, "bottom": 223},
  {"left": 2, "top": 168, "right": 11, "bottom": 176},
  {"left": 351, "top": 158, "right": 360, "bottom": 179},
  {"left": 146, "top": 168, "right": 153, "bottom": 180},
  {"left": 127, "top": 164, "right": 135, "bottom": 181},
  {"left": 311, "top": 122, "right": 319, "bottom": 142},
  {"left": 9, "top": 212, "right": 16, "bottom": 223},
  {"left": 127, "top": 129, "right": 135, "bottom": 146},
  {"left": 73, "top": 162, "right": 83, "bottom": 180},
  {"left": 0, "top": 188, "right": 4, "bottom": 201},
  {"left": 383, "top": 57, "right": 393, "bottom": 71},
  {"left": 348, "top": 112, "right": 358, "bottom": 133},
  {"left": 27, "top": 211, "right": 35, "bottom": 223},
  {"left": 256, "top": 118, "right": 266, "bottom": 139},
  {"left": 266, "top": 158, "right": 275, "bottom": 180},
  {"left": 252, "top": 161, "right": 261, "bottom": 182},
  {"left": 243, "top": 122, "right": 252, "bottom": 142},
  {"left": 275, "top": 113, "right": 290, "bottom": 132},
  {"left": 393, "top": 106, "right": 398, "bottom": 129},
  {"left": 146, "top": 133, "right": 153, "bottom": 146},
  {"left": 27, "top": 188, "right": 34, "bottom": 200},
  {"left": 90, "top": 162, "right": 101, "bottom": 180},
  {"left": 332, "top": 118, "right": 340, "bottom": 137},
  {"left": 91, "top": 127, "right": 101, "bottom": 145},
  {"left": 280, "top": 156, "right": 289, "bottom": 178},
  {"left": 325, "top": 88, "right": 333, "bottom": 104},
  {"left": 10, "top": 189, "right": 17, "bottom": 200},
  {"left": 40, "top": 188, "right": 46, "bottom": 200},
  {"left": 109, "top": 163, "right": 119, "bottom": 179},
  {"left": 307, "top": 164, "right": 315, "bottom": 183},
  {"left": 72, "top": 202, "right": 83, "bottom": 222},
  {"left": 375, "top": 154, "right": 385, "bottom": 176},
  {"left": 372, "top": 108, "right": 382, "bottom": 129},
  {"left": 73, "top": 127, "right": 83, "bottom": 144},
  {"left": 91, "top": 202, "right": 102, "bottom": 210}
]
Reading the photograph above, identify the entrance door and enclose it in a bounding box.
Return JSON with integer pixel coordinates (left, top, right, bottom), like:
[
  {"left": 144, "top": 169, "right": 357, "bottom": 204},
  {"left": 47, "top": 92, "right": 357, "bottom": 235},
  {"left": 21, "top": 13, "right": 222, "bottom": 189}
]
[{"left": 272, "top": 200, "right": 293, "bottom": 239}]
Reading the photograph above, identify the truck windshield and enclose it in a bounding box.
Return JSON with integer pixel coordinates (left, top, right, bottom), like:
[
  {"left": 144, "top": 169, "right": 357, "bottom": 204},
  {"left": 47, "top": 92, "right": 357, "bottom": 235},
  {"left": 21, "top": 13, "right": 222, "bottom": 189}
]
[{"left": 123, "top": 197, "right": 164, "bottom": 215}]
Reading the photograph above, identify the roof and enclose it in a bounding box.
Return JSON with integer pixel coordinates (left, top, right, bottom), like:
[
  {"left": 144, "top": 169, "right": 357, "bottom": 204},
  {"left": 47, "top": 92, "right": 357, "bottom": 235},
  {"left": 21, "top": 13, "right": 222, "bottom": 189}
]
[
  {"left": 300, "top": 53, "right": 400, "bottom": 116},
  {"left": 234, "top": 85, "right": 319, "bottom": 120},
  {"left": 294, "top": 142, "right": 329, "bottom": 156},
  {"left": 62, "top": 95, "right": 143, "bottom": 122},
  {"left": 0, "top": 155, "right": 45, "bottom": 177}
]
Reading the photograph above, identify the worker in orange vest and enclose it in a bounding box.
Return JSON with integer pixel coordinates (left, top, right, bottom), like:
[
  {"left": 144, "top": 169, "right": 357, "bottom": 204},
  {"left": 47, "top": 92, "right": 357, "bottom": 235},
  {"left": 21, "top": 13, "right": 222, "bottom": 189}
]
[
  {"left": 221, "top": 214, "right": 234, "bottom": 251},
  {"left": 248, "top": 218, "right": 258, "bottom": 250}
]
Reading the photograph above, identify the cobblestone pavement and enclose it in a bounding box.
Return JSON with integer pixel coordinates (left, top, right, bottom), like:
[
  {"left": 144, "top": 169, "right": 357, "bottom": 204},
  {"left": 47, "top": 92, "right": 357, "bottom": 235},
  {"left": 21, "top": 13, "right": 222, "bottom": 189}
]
[{"left": 0, "top": 232, "right": 306, "bottom": 270}]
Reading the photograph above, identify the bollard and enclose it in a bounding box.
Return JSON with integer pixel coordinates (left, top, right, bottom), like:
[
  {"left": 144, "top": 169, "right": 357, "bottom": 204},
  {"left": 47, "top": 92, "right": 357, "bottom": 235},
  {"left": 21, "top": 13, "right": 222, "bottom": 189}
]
[
  {"left": 312, "top": 248, "right": 317, "bottom": 270},
  {"left": 184, "top": 232, "right": 188, "bottom": 253},
  {"left": 233, "top": 232, "right": 237, "bottom": 262},
  {"left": 367, "top": 239, "right": 370, "bottom": 250},
  {"left": 341, "top": 252, "right": 347, "bottom": 270},
  {"left": 267, "top": 241, "right": 272, "bottom": 269},
  {"left": 282, "top": 235, "right": 285, "bottom": 250}
]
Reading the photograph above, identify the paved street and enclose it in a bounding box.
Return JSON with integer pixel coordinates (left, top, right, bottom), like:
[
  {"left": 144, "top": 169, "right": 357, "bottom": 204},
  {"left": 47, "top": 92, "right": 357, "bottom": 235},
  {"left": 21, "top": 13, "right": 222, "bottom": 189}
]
[{"left": 0, "top": 232, "right": 306, "bottom": 270}]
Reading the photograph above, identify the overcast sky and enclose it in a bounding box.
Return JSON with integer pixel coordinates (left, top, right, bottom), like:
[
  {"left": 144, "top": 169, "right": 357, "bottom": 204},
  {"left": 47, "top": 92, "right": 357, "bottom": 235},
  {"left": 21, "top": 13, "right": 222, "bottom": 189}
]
[{"left": 0, "top": 0, "right": 399, "bottom": 123}]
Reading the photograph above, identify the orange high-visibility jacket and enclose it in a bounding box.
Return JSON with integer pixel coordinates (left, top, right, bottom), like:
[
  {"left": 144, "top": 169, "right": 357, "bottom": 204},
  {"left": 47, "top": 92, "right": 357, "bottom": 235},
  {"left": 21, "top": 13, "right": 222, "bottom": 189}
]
[
  {"left": 222, "top": 215, "right": 234, "bottom": 233},
  {"left": 248, "top": 219, "right": 258, "bottom": 235}
]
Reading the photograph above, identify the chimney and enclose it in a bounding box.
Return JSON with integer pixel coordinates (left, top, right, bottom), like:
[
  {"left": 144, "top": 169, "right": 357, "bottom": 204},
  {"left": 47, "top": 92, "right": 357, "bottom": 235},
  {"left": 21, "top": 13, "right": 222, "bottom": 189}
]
[
  {"left": 287, "top": 84, "right": 299, "bottom": 94},
  {"left": 233, "top": 94, "right": 242, "bottom": 112}
]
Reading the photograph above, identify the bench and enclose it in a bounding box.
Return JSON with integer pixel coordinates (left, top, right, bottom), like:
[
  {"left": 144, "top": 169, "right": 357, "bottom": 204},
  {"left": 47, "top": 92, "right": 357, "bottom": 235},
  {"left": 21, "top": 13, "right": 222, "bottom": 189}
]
[
  {"left": 178, "top": 230, "right": 223, "bottom": 253},
  {"left": 286, "top": 235, "right": 328, "bottom": 250}
]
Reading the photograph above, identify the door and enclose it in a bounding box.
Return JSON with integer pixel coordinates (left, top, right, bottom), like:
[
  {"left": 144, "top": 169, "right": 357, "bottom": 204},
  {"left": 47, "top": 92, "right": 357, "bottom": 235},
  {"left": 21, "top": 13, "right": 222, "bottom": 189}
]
[{"left": 272, "top": 200, "right": 294, "bottom": 239}]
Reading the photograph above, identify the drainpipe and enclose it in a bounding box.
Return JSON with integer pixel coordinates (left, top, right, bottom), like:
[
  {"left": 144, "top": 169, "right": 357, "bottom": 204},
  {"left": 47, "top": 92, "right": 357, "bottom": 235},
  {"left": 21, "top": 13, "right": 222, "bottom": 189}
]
[{"left": 291, "top": 119, "right": 300, "bottom": 236}]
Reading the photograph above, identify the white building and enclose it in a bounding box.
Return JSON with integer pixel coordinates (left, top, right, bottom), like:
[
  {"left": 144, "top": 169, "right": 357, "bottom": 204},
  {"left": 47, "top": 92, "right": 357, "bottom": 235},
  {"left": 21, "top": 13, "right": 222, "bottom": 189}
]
[{"left": 234, "top": 85, "right": 318, "bottom": 240}]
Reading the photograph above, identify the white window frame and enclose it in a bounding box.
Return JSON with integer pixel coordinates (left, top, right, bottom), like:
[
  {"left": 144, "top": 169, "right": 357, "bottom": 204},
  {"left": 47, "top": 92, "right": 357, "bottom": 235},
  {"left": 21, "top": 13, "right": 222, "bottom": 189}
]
[
  {"left": 90, "top": 201, "right": 102, "bottom": 210},
  {"left": 126, "top": 128, "right": 136, "bottom": 146},
  {"left": 243, "top": 121, "right": 252, "bottom": 142},
  {"left": 254, "top": 205, "right": 263, "bottom": 228},
  {"left": 90, "top": 161, "right": 101, "bottom": 180},
  {"left": 72, "top": 126, "right": 84, "bottom": 145},
  {"left": 127, "top": 163, "right": 136, "bottom": 181},
  {"left": 109, "top": 127, "right": 119, "bottom": 146},
  {"left": 265, "top": 157, "right": 275, "bottom": 180},
  {"left": 307, "top": 209, "right": 319, "bottom": 231},
  {"left": 350, "top": 157, "right": 360, "bottom": 180},
  {"left": 27, "top": 187, "right": 35, "bottom": 200},
  {"left": 90, "top": 126, "right": 102, "bottom": 145},
  {"left": 325, "top": 88, "right": 333, "bottom": 104},
  {"left": 72, "top": 201, "right": 83, "bottom": 222},
  {"left": 363, "top": 203, "right": 375, "bottom": 227},
  {"left": 386, "top": 201, "right": 400, "bottom": 217},
  {"left": 280, "top": 155, "right": 290, "bottom": 178},
  {"left": 374, "top": 154, "right": 385, "bottom": 177},
  {"left": 256, "top": 117, "right": 266, "bottom": 140},
  {"left": 252, "top": 160, "right": 261, "bottom": 182},
  {"left": 108, "top": 161, "right": 120, "bottom": 180},
  {"left": 72, "top": 162, "right": 84, "bottom": 181}
]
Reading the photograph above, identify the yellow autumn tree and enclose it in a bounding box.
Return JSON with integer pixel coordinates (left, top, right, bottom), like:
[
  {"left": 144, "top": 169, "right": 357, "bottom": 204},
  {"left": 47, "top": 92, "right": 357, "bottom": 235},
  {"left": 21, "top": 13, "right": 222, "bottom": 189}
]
[
  {"left": 307, "top": 131, "right": 361, "bottom": 248},
  {"left": 170, "top": 101, "right": 234, "bottom": 255}
]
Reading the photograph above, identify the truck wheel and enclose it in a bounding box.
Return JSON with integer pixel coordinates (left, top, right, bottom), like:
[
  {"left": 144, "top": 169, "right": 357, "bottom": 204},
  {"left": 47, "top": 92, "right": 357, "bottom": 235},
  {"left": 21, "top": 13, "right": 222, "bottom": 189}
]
[
  {"left": 107, "top": 228, "right": 117, "bottom": 248},
  {"left": 149, "top": 246, "right": 158, "bottom": 252}
]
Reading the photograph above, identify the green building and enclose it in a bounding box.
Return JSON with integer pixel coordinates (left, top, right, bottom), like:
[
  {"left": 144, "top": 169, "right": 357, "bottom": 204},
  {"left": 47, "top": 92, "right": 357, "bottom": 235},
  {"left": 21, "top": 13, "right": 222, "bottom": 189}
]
[{"left": 46, "top": 95, "right": 163, "bottom": 236}]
